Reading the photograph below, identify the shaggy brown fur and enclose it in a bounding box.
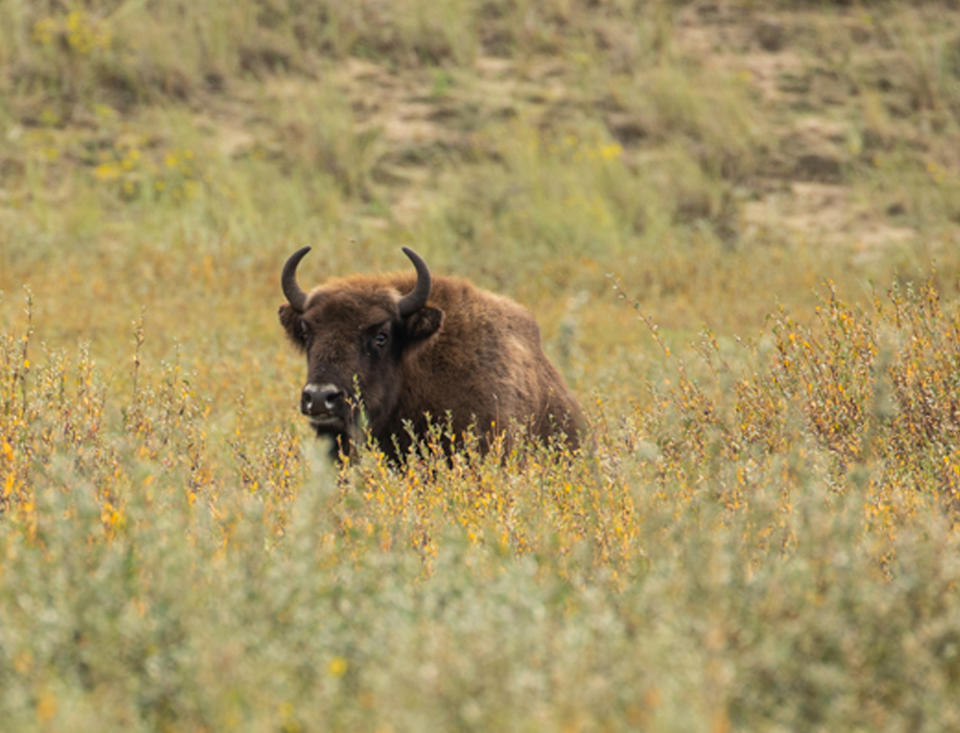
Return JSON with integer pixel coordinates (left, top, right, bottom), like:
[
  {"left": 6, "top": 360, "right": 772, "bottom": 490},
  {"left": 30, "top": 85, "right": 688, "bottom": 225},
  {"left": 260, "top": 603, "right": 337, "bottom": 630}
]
[{"left": 279, "top": 251, "right": 585, "bottom": 460}]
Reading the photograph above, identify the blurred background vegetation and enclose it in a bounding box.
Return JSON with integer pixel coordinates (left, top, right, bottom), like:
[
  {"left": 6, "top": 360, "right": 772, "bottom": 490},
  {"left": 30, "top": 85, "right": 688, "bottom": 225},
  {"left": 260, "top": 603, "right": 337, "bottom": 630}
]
[{"left": 2, "top": 0, "right": 960, "bottom": 729}]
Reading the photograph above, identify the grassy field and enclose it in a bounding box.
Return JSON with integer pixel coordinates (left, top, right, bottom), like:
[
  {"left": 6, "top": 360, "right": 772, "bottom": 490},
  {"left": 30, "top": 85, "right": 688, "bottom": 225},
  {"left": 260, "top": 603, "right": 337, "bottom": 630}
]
[{"left": 3, "top": 0, "right": 960, "bottom": 729}]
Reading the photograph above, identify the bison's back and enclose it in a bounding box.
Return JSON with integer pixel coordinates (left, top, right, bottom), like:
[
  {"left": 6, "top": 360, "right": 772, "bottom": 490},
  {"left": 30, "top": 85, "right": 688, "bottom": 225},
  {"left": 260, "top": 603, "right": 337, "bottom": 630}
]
[{"left": 396, "top": 274, "right": 584, "bottom": 447}]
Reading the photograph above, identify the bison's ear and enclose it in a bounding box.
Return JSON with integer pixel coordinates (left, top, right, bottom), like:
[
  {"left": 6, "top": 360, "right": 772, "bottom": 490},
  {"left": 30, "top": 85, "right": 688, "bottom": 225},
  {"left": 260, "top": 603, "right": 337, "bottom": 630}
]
[
  {"left": 278, "top": 304, "right": 307, "bottom": 351},
  {"left": 403, "top": 306, "right": 443, "bottom": 343}
]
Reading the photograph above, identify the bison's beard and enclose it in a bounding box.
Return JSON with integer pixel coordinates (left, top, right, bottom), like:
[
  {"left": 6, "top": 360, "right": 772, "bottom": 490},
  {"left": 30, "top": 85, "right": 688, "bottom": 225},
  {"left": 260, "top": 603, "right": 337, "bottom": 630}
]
[
  {"left": 312, "top": 422, "right": 352, "bottom": 460},
  {"left": 308, "top": 397, "right": 396, "bottom": 461},
  {"left": 309, "top": 407, "right": 359, "bottom": 460}
]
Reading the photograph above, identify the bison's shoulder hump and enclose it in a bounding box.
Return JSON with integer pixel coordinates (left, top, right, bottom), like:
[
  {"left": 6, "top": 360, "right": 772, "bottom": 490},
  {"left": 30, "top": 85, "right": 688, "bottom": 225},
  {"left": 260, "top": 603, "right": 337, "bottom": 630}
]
[{"left": 425, "top": 276, "right": 541, "bottom": 343}]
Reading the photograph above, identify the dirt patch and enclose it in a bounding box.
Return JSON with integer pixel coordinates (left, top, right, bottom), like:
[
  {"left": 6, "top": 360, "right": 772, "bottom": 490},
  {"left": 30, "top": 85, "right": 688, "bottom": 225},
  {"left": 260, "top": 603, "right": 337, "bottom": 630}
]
[{"left": 742, "top": 182, "right": 918, "bottom": 257}]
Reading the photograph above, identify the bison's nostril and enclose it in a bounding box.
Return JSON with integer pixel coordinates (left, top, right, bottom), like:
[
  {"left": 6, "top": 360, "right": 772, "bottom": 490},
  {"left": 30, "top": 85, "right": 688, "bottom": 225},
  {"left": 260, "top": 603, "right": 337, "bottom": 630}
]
[
  {"left": 319, "top": 386, "right": 343, "bottom": 410},
  {"left": 301, "top": 383, "right": 343, "bottom": 415}
]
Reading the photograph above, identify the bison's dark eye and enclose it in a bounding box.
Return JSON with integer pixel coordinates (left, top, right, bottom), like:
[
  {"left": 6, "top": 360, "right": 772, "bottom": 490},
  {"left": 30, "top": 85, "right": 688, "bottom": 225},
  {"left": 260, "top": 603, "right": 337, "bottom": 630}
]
[
  {"left": 374, "top": 331, "right": 388, "bottom": 348},
  {"left": 299, "top": 320, "right": 310, "bottom": 342}
]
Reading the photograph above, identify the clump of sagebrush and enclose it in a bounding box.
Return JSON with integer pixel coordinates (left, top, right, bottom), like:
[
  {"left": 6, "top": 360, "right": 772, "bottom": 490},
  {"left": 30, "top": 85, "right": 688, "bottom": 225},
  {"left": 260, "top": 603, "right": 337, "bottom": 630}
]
[
  {"left": 620, "top": 275, "right": 960, "bottom": 540},
  {"left": 0, "top": 296, "right": 300, "bottom": 539},
  {"left": 770, "top": 279, "right": 960, "bottom": 507}
]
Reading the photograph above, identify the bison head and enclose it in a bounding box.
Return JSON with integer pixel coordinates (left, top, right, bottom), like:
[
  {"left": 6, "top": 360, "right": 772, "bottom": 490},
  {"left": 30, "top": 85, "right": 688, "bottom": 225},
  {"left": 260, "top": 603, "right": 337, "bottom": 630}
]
[{"left": 278, "top": 247, "right": 443, "bottom": 453}]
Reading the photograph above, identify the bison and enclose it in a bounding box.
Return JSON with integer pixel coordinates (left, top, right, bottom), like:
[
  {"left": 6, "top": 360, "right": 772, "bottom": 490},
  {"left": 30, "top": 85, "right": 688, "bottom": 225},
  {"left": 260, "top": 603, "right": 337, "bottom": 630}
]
[{"left": 278, "top": 246, "right": 584, "bottom": 460}]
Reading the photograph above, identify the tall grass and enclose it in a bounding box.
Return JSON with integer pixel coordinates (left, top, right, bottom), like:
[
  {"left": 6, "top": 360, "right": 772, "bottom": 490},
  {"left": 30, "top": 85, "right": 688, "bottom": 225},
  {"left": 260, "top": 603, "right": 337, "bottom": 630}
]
[{"left": 4, "top": 273, "right": 960, "bottom": 728}]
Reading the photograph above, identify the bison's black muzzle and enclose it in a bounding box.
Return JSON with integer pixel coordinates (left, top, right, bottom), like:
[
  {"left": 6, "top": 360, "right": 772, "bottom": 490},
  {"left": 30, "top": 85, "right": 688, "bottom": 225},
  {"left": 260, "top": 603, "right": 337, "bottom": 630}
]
[
  {"left": 301, "top": 383, "right": 343, "bottom": 415},
  {"left": 300, "top": 383, "right": 348, "bottom": 433}
]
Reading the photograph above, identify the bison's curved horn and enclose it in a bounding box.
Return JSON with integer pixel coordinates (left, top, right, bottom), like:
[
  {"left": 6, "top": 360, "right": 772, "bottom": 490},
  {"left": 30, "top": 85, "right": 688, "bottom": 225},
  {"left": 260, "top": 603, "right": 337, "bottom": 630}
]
[
  {"left": 281, "top": 246, "right": 311, "bottom": 312},
  {"left": 397, "top": 247, "right": 432, "bottom": 316}
]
